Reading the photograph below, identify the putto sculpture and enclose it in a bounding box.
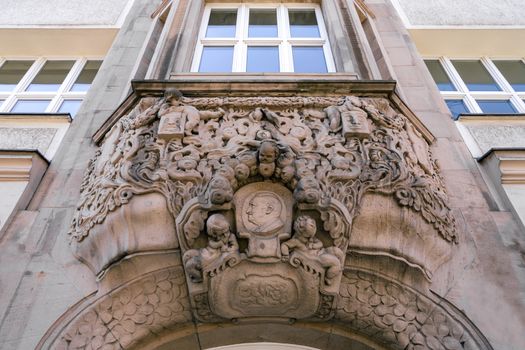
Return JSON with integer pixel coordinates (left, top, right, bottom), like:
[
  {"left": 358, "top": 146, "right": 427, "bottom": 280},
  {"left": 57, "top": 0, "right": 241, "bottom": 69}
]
[{"left": 68, "top": 89, "right": 458, "bottom": 323}]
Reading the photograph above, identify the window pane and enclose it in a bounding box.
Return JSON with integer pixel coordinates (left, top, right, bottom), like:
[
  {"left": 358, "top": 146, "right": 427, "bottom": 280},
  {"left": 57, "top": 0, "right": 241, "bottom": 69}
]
[
  {"left": 26, "top": 60, "right": 75, "bottom": 92},
  {"left": 199, "top": 46, "right": 234, "bottom": 72},
  {"left": 452, "top": 60, "right": 501, "bottom": 91},
  {"left": 425, "top": 60, "right": 456, "bottom": 91},
  {"left": 58, "top": 100, "right": 82, "bottom": 117},
  {"left": 292, "top": 46, "right": 327, "bottom": 73},
  {"left": 10, "top": 100, "right": 51, "bottom": 113},
  {"left": 289, "top": 9, "right": 320, "bottom": 38},
  {"left": 206, "top": 9, "right": 237, "bottom": 38},
  {"left": 445, "top": 100, "right": 469, "bottom": 120},
  {"left": 477, "top": 100, "right": 517, "bottom": 114},
  {"left": 247, "top": 46, "right": 280, "bottom": 72},
  {"left": 249, "top": 9, "right": 277, "bottom": 37},
  {"left": 71, "top": 61, "right": 101, "bottom": 92},
  {"left": 493, "top": 60, "right": 525, "bottom": 92},
  {"left": 0, "top": 60, "right": 33, "bottom": 92}
]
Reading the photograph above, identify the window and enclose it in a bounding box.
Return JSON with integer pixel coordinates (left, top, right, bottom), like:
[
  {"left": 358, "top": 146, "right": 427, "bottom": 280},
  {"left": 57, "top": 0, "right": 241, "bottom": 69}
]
[
  {"left": 425, "top": 58, "right": 525, "bottom": 119},
  {"left": 0, "top": 58, "right": 101, "bottom": 117},
  {"left": 192, "top": 4, "right": 335, "bottom": 73}
]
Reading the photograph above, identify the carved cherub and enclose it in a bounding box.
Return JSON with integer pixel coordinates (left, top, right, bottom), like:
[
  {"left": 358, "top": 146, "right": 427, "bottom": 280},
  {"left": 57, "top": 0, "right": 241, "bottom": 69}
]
[
  {"left": 205, "top": 174, "right": 234, "bottom": 205},
  {"left": 161, "top": 89, "right": 225, "bottom": 136},
  {"left": 183, "top": 214, "right": 239, "bottom": 283},
  {"left": 293, "top": 176, "right": 322, "bottom": 204},
  {"left": 281, "top": 215, "right": 344, "bottom": 285}
]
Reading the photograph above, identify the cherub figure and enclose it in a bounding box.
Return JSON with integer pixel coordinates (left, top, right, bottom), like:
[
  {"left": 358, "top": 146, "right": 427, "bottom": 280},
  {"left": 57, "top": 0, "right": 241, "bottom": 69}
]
[
  {"left": 183, "top": 214, "right": 239, "bottom": 282},
  {"left": 160, "top": 89, "right": 225, "bottom": 136},
  {"left": 281, "top": 215, "right": 344, "bottom": 285}
]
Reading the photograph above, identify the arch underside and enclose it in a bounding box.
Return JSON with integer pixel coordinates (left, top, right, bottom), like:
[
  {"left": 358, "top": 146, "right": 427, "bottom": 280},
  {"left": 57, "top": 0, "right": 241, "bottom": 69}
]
[{"left": 40, "top": 263, "right": 490, "bottom": 350}]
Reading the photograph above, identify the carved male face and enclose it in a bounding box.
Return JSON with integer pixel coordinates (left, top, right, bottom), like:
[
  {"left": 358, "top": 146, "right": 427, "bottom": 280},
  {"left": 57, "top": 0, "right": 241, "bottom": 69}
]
[{"left": 246, "top": 194, "right": 281, "bottom": 228}]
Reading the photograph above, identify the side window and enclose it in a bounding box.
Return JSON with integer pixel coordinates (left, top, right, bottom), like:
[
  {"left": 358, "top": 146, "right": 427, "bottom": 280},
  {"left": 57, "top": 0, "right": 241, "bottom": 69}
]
[
  {"left": 191, "top": 4, "right": 335, "bottom": 73},
  {"left": 425, "top": 58, "right": 525, "bottom": 119},
  {"left": 0, "top": 58, "right": 101, "bottom": 118}
]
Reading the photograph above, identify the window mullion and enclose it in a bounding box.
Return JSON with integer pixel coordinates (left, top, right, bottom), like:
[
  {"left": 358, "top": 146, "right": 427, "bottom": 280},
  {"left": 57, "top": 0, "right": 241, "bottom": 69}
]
[
  {"left": 482, "top": 57, "right": 515, "bottom": 93},
  {"left": 15, "top": 58, "right": 45, "bottom": 93},
  {"left": 235, "top": 4, "right": 248, "bottom": 72},
  {"left": 440, "top": 57, "right": 468, "bottom": 93},
  {"left": 279, "top": 5, "right": 291, "bottom": 72}
]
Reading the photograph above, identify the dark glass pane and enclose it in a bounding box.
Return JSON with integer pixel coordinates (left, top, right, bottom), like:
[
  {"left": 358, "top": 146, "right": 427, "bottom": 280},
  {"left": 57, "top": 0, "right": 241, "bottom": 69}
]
[
  {"left": 493, "top": 60, "right": 525, "bottom": 92},
  {"left": 292, "top": 46, "right": 327, "bottom": 73},
  {"left": 425, "top": 60, "right": 456, "bottom": 91},
  {"left": 249, "top": 9, "right": 277, "bottom": 37},
  {"left": 10, "top": 100, "right": 51, "bottom": 113},
  {"left": 206, "top": 9, "right": 237, "bottom": 38},
  {"left": 289, "top": 9, "right": 320, "bottom": 38},
  {"left": 452, "top": 60, "right": 501, "bottom": 91},
  {"left": 0, "top": 61, "right": 33, "bottom": 92},
  {"left": 247, "top": 46, "right": 280, "bottom": 72},
  {"left": 199, "top": 46, "right": 234, "bottom": 72},
  {"left": 71, "top": 61, "right": 102, "bottom": 92},
  {"left": 26, "top": 60, "right": 75, "bottom": 92},
  {"left": 477, "top": 100, "right": 517, "bottom": 114},
  {"left": 445, "top": 99, "right": 469, "bottom": 120},
  {"left": 58, "top": 100, "right": 82, "bottom": 117}
]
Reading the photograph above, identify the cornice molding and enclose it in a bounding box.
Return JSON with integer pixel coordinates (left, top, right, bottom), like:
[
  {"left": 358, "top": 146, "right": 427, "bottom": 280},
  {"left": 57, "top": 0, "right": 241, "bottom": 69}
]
[{"left": 93, "top": 76, "right": 434, "bottom": 144}]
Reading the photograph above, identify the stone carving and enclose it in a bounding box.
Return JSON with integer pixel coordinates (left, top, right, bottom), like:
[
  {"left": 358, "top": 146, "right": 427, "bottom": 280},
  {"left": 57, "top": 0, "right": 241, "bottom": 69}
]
[
  {"left": 336, "top": 269, "right": 490, "bottom": 350},
  {"left": 56, "top": 267, "right": 191, "bottom": 350},
  {"left": 175, "top": 180, "right": 348, "bottom": 321},
  {"left": 70, "top": 93, "right": 456, "bottom": 246},
  {"left": 281, "top": 215, "right": 344, "bottom": 286},
  {"left": 67, "top": 90, "right": 459, "bottom": 324},
  {"left": 183, "top": 213, "right": 240, "bottom": 283}
]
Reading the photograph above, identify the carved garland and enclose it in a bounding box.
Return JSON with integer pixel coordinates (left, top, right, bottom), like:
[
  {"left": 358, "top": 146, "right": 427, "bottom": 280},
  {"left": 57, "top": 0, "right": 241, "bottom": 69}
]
[{"left": 69, "top": 92, "right": 457, "bottom": 244}]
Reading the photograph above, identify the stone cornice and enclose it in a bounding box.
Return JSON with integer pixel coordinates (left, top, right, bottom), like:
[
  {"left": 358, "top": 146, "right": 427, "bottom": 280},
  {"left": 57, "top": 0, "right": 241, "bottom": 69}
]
[
  {"left": 0, "top": 150, "right": 48, "bottom": 181},
  {"left": 478, "top": 148, "right": 525, "bottom": 184},
  {"left": 93, "top": 75, "right": 434, "bottom": 144}
]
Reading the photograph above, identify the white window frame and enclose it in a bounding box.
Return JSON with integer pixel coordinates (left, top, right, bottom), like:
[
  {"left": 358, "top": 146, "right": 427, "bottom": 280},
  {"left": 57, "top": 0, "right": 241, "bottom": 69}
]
[
  {"left": 191, "top": 3, "right": 335, "bottom": 73},
  {"left": 428, "top": 56, "right": 525, "bottom": 115},
  {"left": 0, "top": 57, "right": 103, "bottom": 116}
]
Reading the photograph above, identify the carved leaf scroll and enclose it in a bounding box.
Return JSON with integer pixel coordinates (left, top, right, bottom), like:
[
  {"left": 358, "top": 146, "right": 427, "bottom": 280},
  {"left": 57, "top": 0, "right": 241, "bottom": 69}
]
[{"left": 69, "top": 93, "right": 457, "bottom": 246}]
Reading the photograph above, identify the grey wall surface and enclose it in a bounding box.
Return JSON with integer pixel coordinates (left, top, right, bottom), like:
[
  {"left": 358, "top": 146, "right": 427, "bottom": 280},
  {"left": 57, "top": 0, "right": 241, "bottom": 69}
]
[
  {"left": 397, "top": 0, "right": 525, "bottom": 26},
  {"left": 0, "top": 0, "right": 131, "bottom": 26}
]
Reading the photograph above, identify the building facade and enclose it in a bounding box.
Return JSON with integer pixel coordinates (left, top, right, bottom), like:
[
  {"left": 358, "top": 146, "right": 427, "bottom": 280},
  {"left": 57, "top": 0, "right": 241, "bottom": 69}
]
[{"left": 0, "top": 1, "right": 524, "bottom": 349}]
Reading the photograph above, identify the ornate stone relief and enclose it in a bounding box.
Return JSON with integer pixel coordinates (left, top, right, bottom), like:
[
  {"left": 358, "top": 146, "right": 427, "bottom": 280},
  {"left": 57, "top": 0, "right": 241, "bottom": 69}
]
[
  {"left": 43, "top": 266, "right": 492, "bottom": 350},
  {"left": 54, "top": 267, "right": 191, "bottom": 350},
  {"left": 336, "top": 269, "right": 491, "bottom": 350},
  {"left": 68, "top": 89, "right": 458, "bottom": 323}
]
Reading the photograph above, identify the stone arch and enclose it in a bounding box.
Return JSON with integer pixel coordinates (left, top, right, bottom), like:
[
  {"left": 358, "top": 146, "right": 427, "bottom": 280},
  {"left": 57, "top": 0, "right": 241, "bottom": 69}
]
[{"left": 37, "top": 265, "right": 492, "bottom": 350}]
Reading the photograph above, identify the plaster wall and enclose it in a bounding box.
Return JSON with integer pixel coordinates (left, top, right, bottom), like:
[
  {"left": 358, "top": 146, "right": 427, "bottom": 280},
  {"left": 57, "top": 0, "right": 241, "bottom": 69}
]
[
  {"left": 395, "top": 0, "right": 525, "bottom": 26},
  {"left": 0, "top": 0, "right": 132, "bottom": 27},
  {"left": 0, "top": 182, "right": 27, "bottom": 231}
]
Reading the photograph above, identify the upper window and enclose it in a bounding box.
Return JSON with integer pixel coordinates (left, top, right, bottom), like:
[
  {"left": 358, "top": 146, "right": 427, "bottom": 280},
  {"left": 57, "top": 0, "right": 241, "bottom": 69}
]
[
  {"left": 425, "top": 57, "right": 525, "bottom": 119},
  {"left": 0, "top": 58, "right": 101, "bottom": 117},
  {"left": 192, "top": 4, "right": 335, "bottom": 73}
]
